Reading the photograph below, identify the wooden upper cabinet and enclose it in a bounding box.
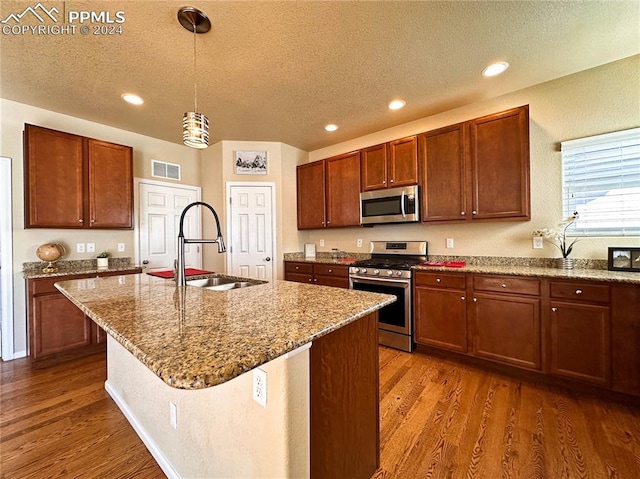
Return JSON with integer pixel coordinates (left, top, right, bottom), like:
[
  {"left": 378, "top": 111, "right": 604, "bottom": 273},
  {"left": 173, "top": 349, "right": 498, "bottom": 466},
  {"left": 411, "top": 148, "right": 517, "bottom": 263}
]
[
  {"left": 297, "top": 160, "right": 326, "bottom": 229},
  {"left": 24, "top": 124, "right": 133, "bottom": 229},
  {"left": 88, "top": 139, "right": 133, "bottom": 228},
  {"left": 24, "top": 125, "right": 85, "bottom": 228},
  {"left": 361, "top": 136, "right": 417, "bottom": 191},
  {"left": 420, "top": 123, "right": 467, "bottom": 222},
  {"left": 469, "top": 105, "right": 530, "bottom": 220},
  {"left": 326, "top": 151, "right": 361, "bottom": 227},
  {"left": 360, "top": 144, "right": 387, "bottom": 191}
]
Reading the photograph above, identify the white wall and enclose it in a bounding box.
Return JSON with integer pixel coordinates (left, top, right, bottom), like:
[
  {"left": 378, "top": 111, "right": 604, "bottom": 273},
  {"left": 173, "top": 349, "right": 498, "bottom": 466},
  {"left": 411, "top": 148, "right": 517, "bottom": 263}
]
[
  {"left": 0, "top": 99, "right": 201, "bottom": 356},
  {"left": 305, "top": 55, "right": 640, "bottom": 259}
]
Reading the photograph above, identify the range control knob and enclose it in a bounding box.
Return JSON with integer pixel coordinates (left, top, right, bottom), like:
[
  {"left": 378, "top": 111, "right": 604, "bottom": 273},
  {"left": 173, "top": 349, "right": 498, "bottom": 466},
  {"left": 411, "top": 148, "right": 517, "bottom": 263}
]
[
  {"left": 396, "top": 271, "right": 403, "bottom": 277},
  {"left": 386, "top": 270, "right": 394, "bottom": 276},
  {"left": 373, "top": 269, "right": 380, "bottom": 275},
  {"left": 352, "top": 268, "right": 359, "bottom": 274},
  {"left": 361, "top": 268, "right": 367, "bottom": 274}
]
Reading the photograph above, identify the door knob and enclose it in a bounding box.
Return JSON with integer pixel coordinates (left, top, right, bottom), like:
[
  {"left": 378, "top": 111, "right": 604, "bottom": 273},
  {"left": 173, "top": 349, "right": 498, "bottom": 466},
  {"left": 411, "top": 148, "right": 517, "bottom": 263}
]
[
  {"left": 265, "top": 257, "right": 271, "bottom": 262},
  {"left": 142, "top": 260, "right": 149, "bottom": 264}
]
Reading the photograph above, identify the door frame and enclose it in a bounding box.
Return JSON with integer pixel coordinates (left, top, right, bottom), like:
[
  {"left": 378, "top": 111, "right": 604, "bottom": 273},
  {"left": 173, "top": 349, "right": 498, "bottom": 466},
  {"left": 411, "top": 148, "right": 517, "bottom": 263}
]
[
  {"left": 133, "top": 178, "right": 202, "bottom": 267},
  {"left": 1, "top": 157, "right": 15, "bottom": 360},
  {"left": 225, "top": 182, "right": 277, "bottom": 281}
]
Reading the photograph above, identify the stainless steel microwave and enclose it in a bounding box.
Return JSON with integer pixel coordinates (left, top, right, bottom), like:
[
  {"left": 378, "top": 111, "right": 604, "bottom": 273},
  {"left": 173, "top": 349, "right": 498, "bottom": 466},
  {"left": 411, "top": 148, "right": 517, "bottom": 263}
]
[{"left": 360, "top": 185, "right": 419, "bottom": 225}]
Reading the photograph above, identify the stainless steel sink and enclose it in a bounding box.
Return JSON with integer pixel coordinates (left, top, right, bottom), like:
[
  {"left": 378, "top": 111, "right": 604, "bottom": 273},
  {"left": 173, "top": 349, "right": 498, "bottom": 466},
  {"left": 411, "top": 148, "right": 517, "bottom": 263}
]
[{"left": 186, "top": 277, "right": 259, "bottom": 291}]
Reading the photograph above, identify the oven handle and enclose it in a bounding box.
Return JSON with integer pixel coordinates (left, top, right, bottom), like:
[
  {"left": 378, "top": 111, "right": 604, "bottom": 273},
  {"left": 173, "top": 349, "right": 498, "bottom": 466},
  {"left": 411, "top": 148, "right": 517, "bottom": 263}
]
[
  {"left": 350, "top": 275, "right": 411, "bottom": 285},
  {"left": 401, "top": 190, "right": 406, "bottom": 218}
]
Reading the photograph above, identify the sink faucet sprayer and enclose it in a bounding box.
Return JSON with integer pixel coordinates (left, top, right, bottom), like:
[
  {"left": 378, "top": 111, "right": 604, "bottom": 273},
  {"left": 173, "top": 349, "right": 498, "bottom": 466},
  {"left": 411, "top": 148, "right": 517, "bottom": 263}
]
[{"left": 176, "top": 201, "right": 226, "bottom": 286}]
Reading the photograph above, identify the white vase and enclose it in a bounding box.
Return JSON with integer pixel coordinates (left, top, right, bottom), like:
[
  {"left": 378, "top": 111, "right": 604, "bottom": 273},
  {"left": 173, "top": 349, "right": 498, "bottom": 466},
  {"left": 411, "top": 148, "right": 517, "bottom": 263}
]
[
  {"left": 97, "top": 257, "right": 109, "bottom": 269},
  {"left": 556, "top": 257, "right": 574, "bottom": 270}
]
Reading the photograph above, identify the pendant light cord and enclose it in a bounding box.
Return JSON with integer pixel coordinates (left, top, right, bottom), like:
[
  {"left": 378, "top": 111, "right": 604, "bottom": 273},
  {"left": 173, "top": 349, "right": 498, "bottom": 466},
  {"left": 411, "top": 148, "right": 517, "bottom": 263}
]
[{"left": 193, "top": 23, "right": 197, "bottom": 112}]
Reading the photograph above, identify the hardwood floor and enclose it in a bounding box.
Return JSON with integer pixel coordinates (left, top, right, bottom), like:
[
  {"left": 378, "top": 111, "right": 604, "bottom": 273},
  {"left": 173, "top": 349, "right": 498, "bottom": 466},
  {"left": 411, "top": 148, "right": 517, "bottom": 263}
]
[{"left": 2, "top": 348, "right": 639, "bottom": 478}]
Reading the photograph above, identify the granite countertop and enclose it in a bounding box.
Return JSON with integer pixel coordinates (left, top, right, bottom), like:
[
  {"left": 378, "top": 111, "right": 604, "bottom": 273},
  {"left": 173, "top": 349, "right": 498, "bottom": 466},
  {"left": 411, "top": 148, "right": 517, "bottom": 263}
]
[
  {"left": 23, "top": 258, "right": 142, "bottom": 279},
  {"left": 55, "top": 273, "right": 395, "bottom": 390}
]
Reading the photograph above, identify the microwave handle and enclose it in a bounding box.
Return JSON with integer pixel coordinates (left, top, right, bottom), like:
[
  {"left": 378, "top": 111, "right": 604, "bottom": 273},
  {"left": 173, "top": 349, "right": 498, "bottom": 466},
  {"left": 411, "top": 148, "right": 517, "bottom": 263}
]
[{"left": 401, "top": 190, "right": 406, "bottom": 218}]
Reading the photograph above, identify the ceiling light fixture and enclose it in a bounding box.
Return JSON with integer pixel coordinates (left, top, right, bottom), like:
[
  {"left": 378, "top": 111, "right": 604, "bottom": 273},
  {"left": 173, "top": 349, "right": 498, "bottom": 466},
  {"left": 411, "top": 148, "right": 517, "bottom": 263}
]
[
  {"left": 482, "top": 61, "right": 509, "bottom": 77},
  {"left": 178, "top": 7, "right": 211, "bottom": 149},
  {"left": 121, "top": 93, "right": 144, "bottom": 105},
  {"left": 388, "top": 100, "right": 406, "bottom": 110},
  {"left": 325, "top": 124, "right": 338, "bottom": 132}
]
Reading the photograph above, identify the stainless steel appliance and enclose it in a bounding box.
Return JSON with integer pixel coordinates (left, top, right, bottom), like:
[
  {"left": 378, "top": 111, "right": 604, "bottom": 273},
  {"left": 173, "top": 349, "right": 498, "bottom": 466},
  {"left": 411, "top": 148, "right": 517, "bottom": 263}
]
[
  {"left": 360, "top": 185, "right": 419, "bottom": 225},
  {"left": 349, "top": 241, "right": 427, "bottom": 352}
]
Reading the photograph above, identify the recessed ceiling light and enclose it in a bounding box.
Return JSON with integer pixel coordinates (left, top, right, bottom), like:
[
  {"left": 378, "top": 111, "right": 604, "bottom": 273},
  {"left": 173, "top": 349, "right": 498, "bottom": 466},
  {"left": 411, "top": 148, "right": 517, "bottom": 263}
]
[
  {"left": 482, "top": 62, "right": 509, "bottom": 77},
  {"left": 325, "top": 124, "right": 338, "bottom": 132},
  {"left": 388, "top": 100, "right": 406, "bottom": 110},
  {"left": 121, "top": 93, "right": 144, "bottom": 105}
]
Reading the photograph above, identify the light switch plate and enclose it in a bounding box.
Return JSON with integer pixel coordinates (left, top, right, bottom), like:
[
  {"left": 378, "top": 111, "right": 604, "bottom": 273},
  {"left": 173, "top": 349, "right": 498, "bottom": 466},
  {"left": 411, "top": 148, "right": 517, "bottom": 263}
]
[
  {"left": 76, "top": 243, "right": 85, "bottom": 253},
  {"left": 86, "top": 243, "right": 95, "bottom": 253}
]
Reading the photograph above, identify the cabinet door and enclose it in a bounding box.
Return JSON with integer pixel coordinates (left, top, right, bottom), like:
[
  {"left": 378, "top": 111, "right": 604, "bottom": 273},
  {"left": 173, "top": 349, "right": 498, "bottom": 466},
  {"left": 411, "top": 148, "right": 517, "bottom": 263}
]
[
  {"left": 88, "top": 139, "right": 133, "bottom": 228},
  {"left": 420, "top": 124, "right": 467, "bottom": 222},
  {"left": 360, "top": 143, "right": 387, "bottom": 191},
  {"left": 325, "top": 151, "right": 361, "bottom": 227},
  {"left": 297, "top": 161, "right": 326, "bottom": 229},
  {"left": 415, "top": 287, "right": 467, "bottom": 352},
  {"left": 469, "top": 105, "right": 530, "bottom": 220},
  {"left": 388, "top": 136, "right": 418, "bottom": 188},
  {"left": 550, "top": 301, "right": 611, "bottom": 386},
  {"left": 31, "top": 294, "right": 92, "bottom": 360},
  {"left": 472, "top": 292, "right": 541, "bottom": 370},
  {"left": 24, "top": 124, "right": 85, "bottom": 228}
]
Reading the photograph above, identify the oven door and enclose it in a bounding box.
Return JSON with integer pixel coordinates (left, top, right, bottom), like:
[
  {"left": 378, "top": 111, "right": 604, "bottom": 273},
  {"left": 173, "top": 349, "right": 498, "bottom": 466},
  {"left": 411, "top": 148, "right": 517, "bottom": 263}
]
[{"left": 349, "top": 275, "right": 411, "bottom": 336}]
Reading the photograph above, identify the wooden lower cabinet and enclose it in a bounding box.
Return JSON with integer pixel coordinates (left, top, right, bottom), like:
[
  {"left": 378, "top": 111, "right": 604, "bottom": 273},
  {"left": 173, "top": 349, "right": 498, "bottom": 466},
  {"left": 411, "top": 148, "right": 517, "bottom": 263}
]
[{"left": 284, "top": 261, "right": 349, "bottom": 289}]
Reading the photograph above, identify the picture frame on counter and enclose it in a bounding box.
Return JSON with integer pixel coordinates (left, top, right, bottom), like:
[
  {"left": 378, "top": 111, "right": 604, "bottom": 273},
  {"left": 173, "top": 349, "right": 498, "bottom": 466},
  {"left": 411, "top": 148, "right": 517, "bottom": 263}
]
[
  {"left": 608, "top": 247, "right": 640, "bottom": 272},
  {"left": 235, "top": 150, "right": 267, "bottom": 175}
]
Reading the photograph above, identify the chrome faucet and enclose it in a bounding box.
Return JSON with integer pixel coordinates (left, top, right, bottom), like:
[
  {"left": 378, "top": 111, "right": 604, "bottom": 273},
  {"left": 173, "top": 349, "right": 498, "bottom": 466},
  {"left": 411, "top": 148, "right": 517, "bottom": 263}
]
[{"left": 176, "top": 201, "right": 226, "bottom": 286}]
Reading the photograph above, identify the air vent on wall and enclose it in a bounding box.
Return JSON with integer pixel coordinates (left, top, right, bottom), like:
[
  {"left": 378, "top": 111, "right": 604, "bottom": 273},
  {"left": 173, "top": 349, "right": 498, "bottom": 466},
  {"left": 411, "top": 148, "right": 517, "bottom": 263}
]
[{"left": 152, "top": 160, "right": 181, "bottom": 180}]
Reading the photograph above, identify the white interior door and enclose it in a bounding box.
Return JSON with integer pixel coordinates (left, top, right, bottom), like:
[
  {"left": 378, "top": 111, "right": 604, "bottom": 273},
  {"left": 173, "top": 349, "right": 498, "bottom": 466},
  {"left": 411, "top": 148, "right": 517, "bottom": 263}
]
[
  {"left": 138, "top": 181, "right": 201, "bottom": 271},
  {"left": 228, "top": 184, "right": 275, "bottom": 280}
]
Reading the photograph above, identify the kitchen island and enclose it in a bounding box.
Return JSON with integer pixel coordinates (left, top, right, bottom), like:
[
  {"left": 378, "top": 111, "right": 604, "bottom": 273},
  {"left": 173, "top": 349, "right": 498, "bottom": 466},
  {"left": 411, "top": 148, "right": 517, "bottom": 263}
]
[{"left": 55, "top": 273, "right": 395, "bottom": 479}]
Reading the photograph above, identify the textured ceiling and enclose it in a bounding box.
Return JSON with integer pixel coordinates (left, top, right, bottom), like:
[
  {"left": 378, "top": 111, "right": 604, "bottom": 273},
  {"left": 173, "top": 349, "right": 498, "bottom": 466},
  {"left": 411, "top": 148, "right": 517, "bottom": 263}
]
[{"left": 1, "top": 1, "right": 639, "bottom": 152}]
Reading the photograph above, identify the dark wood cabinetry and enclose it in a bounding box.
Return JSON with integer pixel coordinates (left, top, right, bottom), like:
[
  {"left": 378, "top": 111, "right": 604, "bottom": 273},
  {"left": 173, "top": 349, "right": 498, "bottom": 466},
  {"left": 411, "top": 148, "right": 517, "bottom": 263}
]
[
  {"left": 549, "top": 281, "right": 611, "bottom": 386},
  {"left": 414, "top": 272, "right": 467, "bottom": 352},
  {"left": 361, "top": 136, "right": 418, "bottom": 191},
  {"left": 28, "top": 269, "right": 141, "bottom": 363},
  {"left": 296, "top": 152, "right": 360, "bottom": 230},
  {"left": 420, "top": 105, "right": 530, "bottom": 223},
  {"left": 284, "top": 261, "right": 349, "bottom": 289},
  {"left": 24, "top": 124, "right": 133, "bottom": 229}
]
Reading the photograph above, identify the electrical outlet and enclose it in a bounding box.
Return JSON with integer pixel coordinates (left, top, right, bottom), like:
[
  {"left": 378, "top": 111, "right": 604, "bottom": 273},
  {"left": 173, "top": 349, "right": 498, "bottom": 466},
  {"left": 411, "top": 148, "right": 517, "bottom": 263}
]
[
  {"left": 76, "top": 243, "right": 85, "bottom": 253},
  {"left": 319, "top": 239, "right": 325, "bottom": 247},
  {"left": 357, "top": 239, "right": 363, "bottom": 248},
  {"left": 446, "top": 238, "right": 454, "bottom": 249},
  {"left": 86, "top": 242, "right": 95, "bottom": 253},
  {"left": 169, "top": 402, "right": 178, "bottom": 429},
  {"left": 117, "top": 242, "right": 125, "bottom": 252},
  {"left": 533, "top": 236, "right": 544, "bottom": 249},
  {"left": 253, "top": 368, "right": 267, "bottom": 407}
]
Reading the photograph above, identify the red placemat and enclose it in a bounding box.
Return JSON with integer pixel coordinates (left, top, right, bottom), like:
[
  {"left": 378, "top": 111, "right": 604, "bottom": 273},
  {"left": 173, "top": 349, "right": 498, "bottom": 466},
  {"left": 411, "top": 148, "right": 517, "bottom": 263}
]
[{"left": 147, "top": 268, "right": 212, "bottom": 278}]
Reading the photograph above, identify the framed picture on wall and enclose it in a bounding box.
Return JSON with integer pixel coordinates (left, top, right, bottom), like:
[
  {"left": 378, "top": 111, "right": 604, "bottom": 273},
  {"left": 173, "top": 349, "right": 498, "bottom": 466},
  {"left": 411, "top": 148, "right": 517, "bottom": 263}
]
[
  {"left": 235, "top": 150, "right": 267, "bottom": 175},
  {"left": 608, "top": 247, "right": 640, "bottom": 272}
]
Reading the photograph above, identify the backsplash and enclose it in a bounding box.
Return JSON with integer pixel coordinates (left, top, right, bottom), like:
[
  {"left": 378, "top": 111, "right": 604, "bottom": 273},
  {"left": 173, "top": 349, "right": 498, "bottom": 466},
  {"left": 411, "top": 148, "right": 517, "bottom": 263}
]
[{"left": 23, "top": 257, "right": 134, "bottom": 274}]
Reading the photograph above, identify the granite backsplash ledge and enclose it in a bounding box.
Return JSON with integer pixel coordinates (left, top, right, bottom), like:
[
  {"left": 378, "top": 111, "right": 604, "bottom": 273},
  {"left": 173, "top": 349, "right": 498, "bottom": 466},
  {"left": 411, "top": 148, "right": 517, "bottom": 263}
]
[{"left": 23, "top": 257, "right": 136, "bottom": 276}]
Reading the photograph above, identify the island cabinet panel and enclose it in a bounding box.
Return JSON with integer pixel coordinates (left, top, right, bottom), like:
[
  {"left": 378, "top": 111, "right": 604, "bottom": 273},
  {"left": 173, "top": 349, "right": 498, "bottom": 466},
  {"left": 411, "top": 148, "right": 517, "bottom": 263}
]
[
  {"left": 611, "top": 284, "right": 640, "bottom": 396},
  {"left": 88, "top": 139, "right": 133, "bottom": 228},
  {"left": 297, "top": 161, "right": 326, "bottom": 229},
  {"left": 24, "top": 124, "right": 134, "bottom": 229},
  {"left": 310, "top": 312, "right": 379, "bottom": 479},
  {"left": 325, "top": 151, "right": 361, "bottom": 227},
  {"left": 361, "top": 137, "right": 418, "bottom": 191},
  {"left": 469, "top": 105, "right": 530, "bottom": 220},
  {"left": 414, "top": 272, "right": 467, "bottom": 352},
  {"left": 24, "top": 124, "right": 85, "bottom": 228},
  {"left": 284, "top": 261, "right": 349, "bottom": 289},
  {"left": 419, "top": 123, "right": 467, "bottom": 222},
  {"left": 549, "top": 280, "right": 612, "bottom": 386}
]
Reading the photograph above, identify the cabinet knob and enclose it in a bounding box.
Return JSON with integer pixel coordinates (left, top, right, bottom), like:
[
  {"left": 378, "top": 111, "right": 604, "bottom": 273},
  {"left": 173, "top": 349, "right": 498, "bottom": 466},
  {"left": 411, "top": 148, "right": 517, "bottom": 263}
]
[
  {"left": 78, "top": 219, "right": 83, "bottom": 223},
  {"left": 295, "top": 266, "right": 299, "bottom": 270},
  {"left": 91, "top": 219, "right": 95, "bottom": 223},
  {"left": 436, "top": 278, "right": 441, "bottom": 283},
  {"left": 472, "top": 210, "right": 477, "bottom": 215},
  {"left": 473, "top": 297, "right": 478, "bottom": 303},
  {"left": 328, "top": 269, "right": 332, "bottom": 272},
  {"left": 383, "top": 180, "right": 386, "bottom": 184},
  {"left": 390, "top": 179, "right": 394, "bottom": 183},
  {"left": 552, "top": 307, "right": 558, "bottom": 312},
  {"left": 308, "top": 278, "right": 313, "bottom": 282},
  {"left": 461, "top": 296, "right": 465, "bottom": 301},
  {"left": 461, "top": 211, "right": 466, "bottom": 216},
  {"left": 327, "top": 221, "right": 330, "bottom": 225},
  {"left": 501, "top": 283, "right": 507, "bottom": 288},
  {"left": 313, "top": 278, "right": 318, "bottom": 282},
  {"left": 575, "top": 289, "right": 583, "bottom": 295}
]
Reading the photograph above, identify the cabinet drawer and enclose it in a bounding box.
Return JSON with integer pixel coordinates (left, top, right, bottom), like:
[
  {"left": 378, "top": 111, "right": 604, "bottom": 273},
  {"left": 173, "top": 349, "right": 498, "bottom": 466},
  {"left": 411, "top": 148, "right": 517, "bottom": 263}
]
[
  {"left": 473, "top": 275, "right": 540, "bottom": 296},
  {"left": 285, "top": 262, "right": 314, "bottom": 275},
  {"left": 314, "top": 264, "right": 348, "bottom": 278},
  {"left": 550, "top": 281, "right": 610, "bottom": 303},
  {"left": 415, "top": 272, "right": 465, "bottom": 289}
]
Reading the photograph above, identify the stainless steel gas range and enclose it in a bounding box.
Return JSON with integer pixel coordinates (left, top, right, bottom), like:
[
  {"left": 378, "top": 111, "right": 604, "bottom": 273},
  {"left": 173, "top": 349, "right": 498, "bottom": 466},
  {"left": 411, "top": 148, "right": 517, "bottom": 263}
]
[{"left": 349, "top": 241, "right": 427, "bottom": 352}]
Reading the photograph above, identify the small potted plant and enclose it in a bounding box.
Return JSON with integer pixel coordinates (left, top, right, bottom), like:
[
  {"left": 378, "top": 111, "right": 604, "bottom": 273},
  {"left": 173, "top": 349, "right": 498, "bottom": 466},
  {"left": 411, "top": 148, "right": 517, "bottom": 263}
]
[
  {"left": 532, "top": 211, "right": 580, "bottom": 269},
  {"left": 96, "top": 251, "right": 110, "bottom": 269}
]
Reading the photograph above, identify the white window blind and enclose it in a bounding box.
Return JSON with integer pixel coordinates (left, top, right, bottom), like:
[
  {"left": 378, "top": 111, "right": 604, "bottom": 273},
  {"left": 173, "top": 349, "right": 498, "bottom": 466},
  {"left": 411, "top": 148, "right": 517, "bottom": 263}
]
[{"left": 561, "top": 127, "right": 640, "bottom": 236}]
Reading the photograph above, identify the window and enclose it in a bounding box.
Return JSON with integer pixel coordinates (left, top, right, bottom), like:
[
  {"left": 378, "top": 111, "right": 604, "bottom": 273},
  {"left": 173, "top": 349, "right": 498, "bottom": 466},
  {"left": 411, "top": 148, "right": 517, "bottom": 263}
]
[{"left": 561, "top": 127, "right": 640, "bottom": 236}]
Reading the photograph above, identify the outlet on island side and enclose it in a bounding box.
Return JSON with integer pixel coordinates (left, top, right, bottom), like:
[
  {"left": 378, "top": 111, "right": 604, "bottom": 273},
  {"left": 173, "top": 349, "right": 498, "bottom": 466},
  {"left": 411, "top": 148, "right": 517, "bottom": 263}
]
[
  {"left": 169, "top": 401, "right": 178, "bottom": 429},
  {"left": 253, "top": 368, "right": 268, "bottom": 407}
]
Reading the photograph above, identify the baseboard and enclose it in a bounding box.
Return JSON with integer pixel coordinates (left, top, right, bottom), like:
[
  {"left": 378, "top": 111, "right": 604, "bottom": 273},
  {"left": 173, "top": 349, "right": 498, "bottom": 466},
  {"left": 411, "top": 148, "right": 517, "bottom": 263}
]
[{"left": 104, "top": 380, "right": 180, "bottom": 479}]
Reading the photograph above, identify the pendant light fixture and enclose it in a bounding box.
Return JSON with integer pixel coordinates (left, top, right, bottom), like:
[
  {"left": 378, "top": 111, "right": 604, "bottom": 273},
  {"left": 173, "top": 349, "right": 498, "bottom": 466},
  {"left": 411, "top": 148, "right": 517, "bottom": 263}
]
[{"left": 178, "top": 7, "right": 211, "bottom": 149}]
